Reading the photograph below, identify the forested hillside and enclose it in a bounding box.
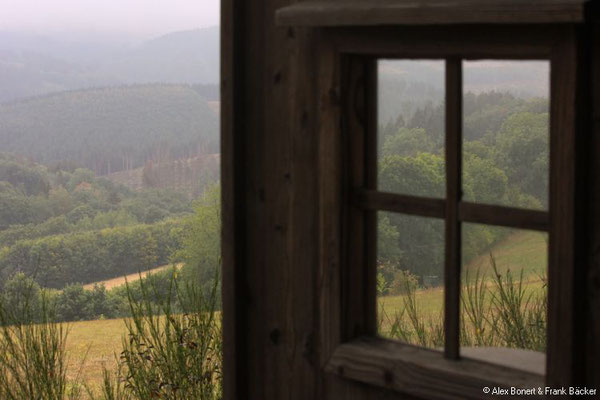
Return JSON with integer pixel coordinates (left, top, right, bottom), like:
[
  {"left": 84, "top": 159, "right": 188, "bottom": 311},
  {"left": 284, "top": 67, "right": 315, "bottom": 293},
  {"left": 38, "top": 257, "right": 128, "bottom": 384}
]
[{"left": 0, "top": 84, "right": 219, "bottom": 175}]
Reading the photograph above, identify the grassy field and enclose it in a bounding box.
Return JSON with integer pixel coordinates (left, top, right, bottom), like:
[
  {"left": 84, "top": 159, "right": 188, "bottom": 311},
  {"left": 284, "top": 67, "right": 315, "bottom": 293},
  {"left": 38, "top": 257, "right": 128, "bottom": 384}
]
[
  {"left": 66, "top": 231, "right": 547, "bottom": 388},
  {"left": 65, "top": 317, "right": 128, "bottom": 391},
  {"left": 378, "top": 230, "right": 548, "bottom": 336}
]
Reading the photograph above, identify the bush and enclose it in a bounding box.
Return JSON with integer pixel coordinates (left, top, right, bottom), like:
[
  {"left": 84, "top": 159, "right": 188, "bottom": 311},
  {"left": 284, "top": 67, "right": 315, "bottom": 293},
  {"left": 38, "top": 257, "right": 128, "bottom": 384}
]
[
  {"left": 0, "top": 269, "right": 222, "bottom": 400},
  {"left": 100, "top": 272, "right": 222, "bottom": 400},
  {"left": 380, "top": 254, "right": 547, "bottom": 352},
  {"left": 0, "top": 293, "right": 83, "bottom": 400}
]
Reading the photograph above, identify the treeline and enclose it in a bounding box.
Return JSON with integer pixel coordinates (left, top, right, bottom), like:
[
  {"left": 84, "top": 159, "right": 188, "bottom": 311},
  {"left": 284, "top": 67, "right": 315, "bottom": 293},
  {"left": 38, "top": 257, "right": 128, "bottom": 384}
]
[
  {"left": 378, "top": 91, "right": 548, "bottom": 285},
  {"left": 0, "top": 220, "right": 184, "bottom": 288},
  {"left": 0, "top": 155, "right": 193, "bottom": 230},
  {"left": 0, "top": 268, "right": 183, "bottom": 323}
]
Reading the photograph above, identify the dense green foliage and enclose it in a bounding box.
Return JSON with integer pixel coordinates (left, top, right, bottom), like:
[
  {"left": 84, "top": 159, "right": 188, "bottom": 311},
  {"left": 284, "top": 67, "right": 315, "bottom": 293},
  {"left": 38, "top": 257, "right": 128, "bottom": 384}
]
[
  {"left": 0, "top": 84, "right": 218, "bottom": 175},
  {"left": 0, "top": 156, "right": 197, "bottom": 290},
  {"left": 0, "top": 186, "right": 221, "bottom": 322},
  {"left": 378, "top": 92, "right": 549, "bottom": 284},
  {"left": 175, "top": 185, "right": 221, "bottom": 295},
  {"left": 0, "top": 220, "right": 183, "bottom": 288}
]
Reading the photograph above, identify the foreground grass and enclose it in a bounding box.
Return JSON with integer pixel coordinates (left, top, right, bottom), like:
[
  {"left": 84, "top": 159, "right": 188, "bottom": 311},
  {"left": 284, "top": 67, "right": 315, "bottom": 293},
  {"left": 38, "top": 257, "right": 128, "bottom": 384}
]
[
  {"left": 465, "top": 230, "right": 547, "bottom": 282},
  {"left": 66, "top": 313, "right": 223, "bottom": 396},
  {"left": 1, "top": 274, "right": 222, "bottom": 399},
  {"left": 66, "top": 231, "right": 547, "bottom": 387},
  {"left": 378, "top": 231, "right": 548, "bottom": 350}
]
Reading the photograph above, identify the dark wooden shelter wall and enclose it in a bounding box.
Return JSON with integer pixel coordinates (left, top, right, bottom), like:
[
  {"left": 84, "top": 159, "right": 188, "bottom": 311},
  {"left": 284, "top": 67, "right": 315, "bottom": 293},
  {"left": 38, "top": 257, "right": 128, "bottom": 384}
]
[
  {"left": 222, "top": 0, "right": 321, "bottom": 398},
  {"left": 221, "top": 0, "right": 416, "bottom": 398},
  {"left": 586, "top": 13, "right": 600, "bottom": 391},
  {"left": 222, "top": 1, "right": 600, "bottom": 399}
]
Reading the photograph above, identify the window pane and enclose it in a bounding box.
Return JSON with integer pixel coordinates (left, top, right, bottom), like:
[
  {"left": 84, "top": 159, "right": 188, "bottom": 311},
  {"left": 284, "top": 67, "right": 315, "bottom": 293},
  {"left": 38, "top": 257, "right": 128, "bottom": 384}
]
[
  {"left": 377, "top": 60, "right": 445, "bottom": 198},
  {"left": 377, "top": 212, "right": 444, "bottom": 350},
  {"left": 462, "top": 60, "right": 550, "bottom": 210},
  {"left": 461, "top": 223, "right": 547, "bottom": 375}
]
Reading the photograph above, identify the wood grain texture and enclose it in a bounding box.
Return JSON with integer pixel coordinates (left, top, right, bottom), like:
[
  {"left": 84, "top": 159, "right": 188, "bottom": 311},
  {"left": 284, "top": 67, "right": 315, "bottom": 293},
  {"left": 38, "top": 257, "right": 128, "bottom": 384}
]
[
  {"left": 444, "top": 58, "right": 462, "bottom": 360},
  {"left": 458, "top": 202, "right": 549, "bottom": 232},
  {"left": 223, "top": 0, "right": 596, "bottom": 396},
  {"left": 221, "top": 0, "right": 248, "bottom": 397},
  {"left": 352, "top": 189, "right": 446, "bottom": 219},
  {"left": 326, "top": 25, "right": 559, "bottom": 59},
  {"left": 343, "top": 57, "right": 373, "bottom": 339},
  {"left": 326, "top": 338, "right": 544, "bottom": 400},
  {"left": 316, "top": 34, "right": 344, "bottom": 400},
  {"left": 222, "top": 0, "right": 321, "bottom": 399},
  {"left": 586, "top": 12, "right": 600, "bottom": 392},
  {"left": 546, "top": 27, "right": 579, "bottom": 388},
  {"left": 276, "top": 0, "right": 586, "bottom": 27}
]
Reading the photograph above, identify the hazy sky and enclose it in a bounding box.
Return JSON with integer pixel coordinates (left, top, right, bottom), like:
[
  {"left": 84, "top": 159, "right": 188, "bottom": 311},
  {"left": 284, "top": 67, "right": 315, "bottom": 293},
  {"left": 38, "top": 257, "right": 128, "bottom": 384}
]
[{"left": 0, "top": 0, "right": 219, "bottom": 38}]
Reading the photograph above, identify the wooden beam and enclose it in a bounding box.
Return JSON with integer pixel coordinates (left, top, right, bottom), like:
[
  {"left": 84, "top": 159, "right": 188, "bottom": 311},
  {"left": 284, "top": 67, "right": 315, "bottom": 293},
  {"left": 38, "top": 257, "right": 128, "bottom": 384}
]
[
  {"left": 342, "top": 57, "right": 374, "bottom": 340},
  {"left": 444, "top": 57, "right": 462, "bottom": 360},
  {"left": 221, "top": 0, "right": 249, "bottom": 397},
  {"left": 276, "top": 0, "right": 586, "bottom": 27},
  {"left": 547, "top": 27, "right": 579, "bottom": 387},
  {"left": 365, "top": 59, "right": 378, "bottom": 335},
  {"left": 326, "top": 337, "right": 544, "bottom": 400},
  {"left": 351, "top": 189, "right": 446, "bottom": 219},
  {"left": 459, "top": 202, "right": 550, "bottom": 232}
]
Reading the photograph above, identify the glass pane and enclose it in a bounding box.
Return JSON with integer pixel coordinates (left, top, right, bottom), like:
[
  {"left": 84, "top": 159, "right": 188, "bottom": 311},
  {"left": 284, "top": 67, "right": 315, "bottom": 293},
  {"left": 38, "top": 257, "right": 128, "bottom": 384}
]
[
  {"left": 377, "top": 212, "right": 444, "bottom": 350},
  {"left": 377, "top": 60, "right": 445, "bottom": 198},
  {"left": 461, "top": 223, "right": 548, "bottom": 375},
  {"left": 463, "top": 60, "right": 550, "bottom": 210}
]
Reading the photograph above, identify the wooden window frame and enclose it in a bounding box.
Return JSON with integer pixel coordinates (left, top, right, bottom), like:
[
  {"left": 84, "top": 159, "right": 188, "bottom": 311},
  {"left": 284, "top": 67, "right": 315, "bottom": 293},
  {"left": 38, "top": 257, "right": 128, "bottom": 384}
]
[{"left": 317, "top": 25, "right": 583, "bottom": 399}]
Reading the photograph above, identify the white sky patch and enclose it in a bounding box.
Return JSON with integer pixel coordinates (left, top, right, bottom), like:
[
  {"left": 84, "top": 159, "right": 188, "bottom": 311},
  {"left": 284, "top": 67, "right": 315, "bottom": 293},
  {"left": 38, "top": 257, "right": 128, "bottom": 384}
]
[{"left": 0, "top": 0, "right": 219, "bottom": 37}]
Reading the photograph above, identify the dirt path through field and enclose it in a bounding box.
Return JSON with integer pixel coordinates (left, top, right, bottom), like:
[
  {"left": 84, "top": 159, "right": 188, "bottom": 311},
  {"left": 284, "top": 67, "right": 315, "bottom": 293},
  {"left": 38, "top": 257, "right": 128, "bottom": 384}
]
[{"left": 82, "top": 263, "right": 182, "bottom": 290}]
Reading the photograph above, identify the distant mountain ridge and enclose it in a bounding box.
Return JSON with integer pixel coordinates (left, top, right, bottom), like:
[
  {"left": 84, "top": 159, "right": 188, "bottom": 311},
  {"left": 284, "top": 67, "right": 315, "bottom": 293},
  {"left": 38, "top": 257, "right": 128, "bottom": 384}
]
[
  {"left": 0, "top": 27, "right": 220, "bottom": 102},
  {"left": 97, "top": 28, "right": 219, "bottom": 85}
]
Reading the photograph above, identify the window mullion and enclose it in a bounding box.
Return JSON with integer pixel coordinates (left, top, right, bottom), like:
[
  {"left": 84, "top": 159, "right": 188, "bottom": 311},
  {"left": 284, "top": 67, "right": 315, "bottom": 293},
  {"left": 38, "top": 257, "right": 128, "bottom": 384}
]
[{"left": 444, "top": 57, "right": 463, "bottom": 360}]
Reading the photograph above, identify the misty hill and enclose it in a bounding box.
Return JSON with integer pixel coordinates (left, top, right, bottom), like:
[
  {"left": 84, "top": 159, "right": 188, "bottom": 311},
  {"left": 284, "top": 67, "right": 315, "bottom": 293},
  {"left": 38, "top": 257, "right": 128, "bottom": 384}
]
[
  {"left": 0, "top": 49, "right": 121, "bottom": 103},
  {"left": 0, "top": 28, "right": 220, "bottom": 102},
  {"left": 98, "top": 27, "right": 220, "bottom": 85},
  {"left": 0, "top": 84, "right": 219, "bottom": 175},
  {"left": 107, "top": 154, "right": 220, "bottom": 197}
]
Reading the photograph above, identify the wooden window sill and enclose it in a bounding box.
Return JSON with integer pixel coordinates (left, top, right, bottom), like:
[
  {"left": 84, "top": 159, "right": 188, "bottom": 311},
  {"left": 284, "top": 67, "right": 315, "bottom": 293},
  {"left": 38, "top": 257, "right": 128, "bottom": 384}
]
[
  {"left": 326, "top": 337, "right": 544, "bottom": 400},
  {"left": 275, "top": 0, "right": 586, "bottom": 27}
]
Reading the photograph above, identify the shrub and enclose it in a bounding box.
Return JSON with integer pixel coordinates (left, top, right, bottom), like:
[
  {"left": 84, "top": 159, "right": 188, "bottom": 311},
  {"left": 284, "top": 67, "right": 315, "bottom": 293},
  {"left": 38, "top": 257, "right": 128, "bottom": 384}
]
[
  {"left": 380, "top": 254, "right": 547, "bottom": 352},
  {"left": 0, "top": 294, "right": 83, "bottom": 400},
  {"left": 100, "top": 272, "right": 222, "bottom": 400}
]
